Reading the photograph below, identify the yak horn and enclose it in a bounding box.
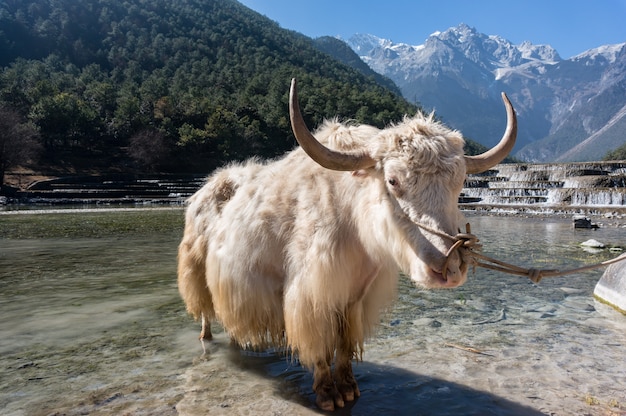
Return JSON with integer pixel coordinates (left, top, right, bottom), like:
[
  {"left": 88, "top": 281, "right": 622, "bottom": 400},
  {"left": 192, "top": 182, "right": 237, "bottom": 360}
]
[
  {"left": 464, "top": 92, "right": 517, "bottom": 174},
  {"left": 289, "top": 78, "right": 377, "bottom": 171}
]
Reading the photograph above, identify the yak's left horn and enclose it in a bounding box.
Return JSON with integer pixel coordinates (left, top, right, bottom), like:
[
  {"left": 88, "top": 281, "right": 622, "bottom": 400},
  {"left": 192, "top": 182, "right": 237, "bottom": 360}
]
[
  {"left": 289, "top": 78, "right": 377, "bottom": 171},
  {"left": 464, "top": 92, "right": 517, "bottom": 174}
]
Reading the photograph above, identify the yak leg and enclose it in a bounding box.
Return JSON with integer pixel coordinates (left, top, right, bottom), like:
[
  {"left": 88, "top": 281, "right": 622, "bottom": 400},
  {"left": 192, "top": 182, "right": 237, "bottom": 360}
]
[
  {"left": 313, "top": 354, "right": 344, "bottom": 411},
  {"left": 177, "top": 234, "right": 215, "bottom": 341},
  {"left": 334, "top": 320, "right": 360, "bottom": 402},
  {"left": 199, "top": 313, "right": 212, "bottom": 340},
  {"left": 312, "top": 317, "right": 360, "bottom": 411}
]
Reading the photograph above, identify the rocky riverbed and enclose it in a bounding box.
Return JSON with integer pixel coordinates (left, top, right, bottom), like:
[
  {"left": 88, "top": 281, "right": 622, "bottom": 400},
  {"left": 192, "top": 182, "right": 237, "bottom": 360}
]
[{"left": 1, "top": 209, "right": 625, "bottom": 415}]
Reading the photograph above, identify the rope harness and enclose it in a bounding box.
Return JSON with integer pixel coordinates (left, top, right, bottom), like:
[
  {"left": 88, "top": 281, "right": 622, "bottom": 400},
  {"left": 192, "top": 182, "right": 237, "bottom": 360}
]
[{"left": 415, "top": 222, "right": 626, "bottom": 283}]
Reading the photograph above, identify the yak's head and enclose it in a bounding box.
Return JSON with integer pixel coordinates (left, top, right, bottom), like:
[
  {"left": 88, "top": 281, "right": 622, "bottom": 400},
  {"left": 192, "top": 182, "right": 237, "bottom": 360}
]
[{"left": 289, "top": 78, "right": 516, "bottom": 289}]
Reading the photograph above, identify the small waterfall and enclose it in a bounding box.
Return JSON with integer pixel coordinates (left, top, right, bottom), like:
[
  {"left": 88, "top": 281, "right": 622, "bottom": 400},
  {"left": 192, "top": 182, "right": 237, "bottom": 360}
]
[{"left": 461, "top": 161, "right": 626, "bottom": 213}]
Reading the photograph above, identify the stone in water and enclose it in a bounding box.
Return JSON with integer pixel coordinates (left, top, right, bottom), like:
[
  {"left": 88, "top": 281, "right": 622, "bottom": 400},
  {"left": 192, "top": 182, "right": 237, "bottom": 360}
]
[{"left": 594, "top": 256, "right": 626, "bottom": 315}]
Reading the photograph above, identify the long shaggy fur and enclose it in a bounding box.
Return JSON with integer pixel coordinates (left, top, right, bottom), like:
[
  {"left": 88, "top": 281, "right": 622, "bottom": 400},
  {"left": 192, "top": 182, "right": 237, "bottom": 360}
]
[{"left": 178, "top": 112, "right": 467, "bottom": 369}]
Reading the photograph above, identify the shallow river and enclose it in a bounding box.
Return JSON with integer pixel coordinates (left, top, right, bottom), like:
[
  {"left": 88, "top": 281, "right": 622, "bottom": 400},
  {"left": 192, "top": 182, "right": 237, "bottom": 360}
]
[{"left": 1, "top": 208, "right": 625, "bottom": 415}]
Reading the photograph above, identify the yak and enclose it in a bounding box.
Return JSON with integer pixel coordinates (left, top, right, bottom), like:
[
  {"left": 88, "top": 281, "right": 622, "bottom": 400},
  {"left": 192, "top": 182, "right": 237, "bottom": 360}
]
[{"left": 178, "top": 79, "right": 517, "bottom": 410}]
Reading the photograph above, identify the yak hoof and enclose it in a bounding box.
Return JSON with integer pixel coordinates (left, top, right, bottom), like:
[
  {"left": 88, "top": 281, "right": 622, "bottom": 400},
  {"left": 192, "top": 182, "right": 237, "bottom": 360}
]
[
  {"left": 315, "top": 389, "right": 344, "bottom": 411},
  {"left": 337, "top": 380, "right": 360, "bottom": 402},
  {"left": 315, "top": 380, "right": 360, "bottom": 411},
  {"left": 335, "top": 364, "right": 360, "bottom": 403},
  {"left": 314, "top": 381, "right": 344, "bottom": 411}
]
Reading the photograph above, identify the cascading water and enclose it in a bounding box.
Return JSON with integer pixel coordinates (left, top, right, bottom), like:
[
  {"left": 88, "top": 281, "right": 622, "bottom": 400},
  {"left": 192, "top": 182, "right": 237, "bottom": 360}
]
[{"left": 461, "top": 161, "right": 626, "bottom": 213}]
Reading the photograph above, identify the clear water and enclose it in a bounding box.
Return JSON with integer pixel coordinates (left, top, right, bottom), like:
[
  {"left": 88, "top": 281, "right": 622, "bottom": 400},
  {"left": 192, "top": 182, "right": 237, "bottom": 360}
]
[{"left": 1, "top": 209, "right": 625, "bottom": 415}]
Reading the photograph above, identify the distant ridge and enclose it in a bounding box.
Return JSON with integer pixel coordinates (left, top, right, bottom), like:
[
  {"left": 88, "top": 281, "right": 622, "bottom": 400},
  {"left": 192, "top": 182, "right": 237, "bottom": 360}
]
[{"left": 345, "top": 25, "right": 626, "bottom": 162}]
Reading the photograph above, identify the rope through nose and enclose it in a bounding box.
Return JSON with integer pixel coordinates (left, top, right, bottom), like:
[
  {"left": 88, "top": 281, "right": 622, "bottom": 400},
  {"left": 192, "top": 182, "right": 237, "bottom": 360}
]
[
  {"left": 413, "top": 220, "right": 626, "bottom": 282},
  {"left": 442, "top": 224, "right": 481, "bottom": 280},
  {"left": 413, "top": 222, "right": 480, "bottom": 281}
]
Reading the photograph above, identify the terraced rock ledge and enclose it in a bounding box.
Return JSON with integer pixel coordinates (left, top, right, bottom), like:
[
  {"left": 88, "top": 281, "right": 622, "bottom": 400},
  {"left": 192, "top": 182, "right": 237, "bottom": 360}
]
[
  {"left": 461, "top": 161, "right": 626, "bottom": 216},
  {"left": 1, "top": 173, "right": 206, "bottom": 206},
  {"left": 3, "top": 162, "right": 626, "bottom": 216}
]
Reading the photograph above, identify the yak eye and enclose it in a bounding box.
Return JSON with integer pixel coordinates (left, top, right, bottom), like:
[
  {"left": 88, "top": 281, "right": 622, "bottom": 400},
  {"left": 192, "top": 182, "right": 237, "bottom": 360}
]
[{"left": 388, "top": 178, "right": 398, "bottom": 187}]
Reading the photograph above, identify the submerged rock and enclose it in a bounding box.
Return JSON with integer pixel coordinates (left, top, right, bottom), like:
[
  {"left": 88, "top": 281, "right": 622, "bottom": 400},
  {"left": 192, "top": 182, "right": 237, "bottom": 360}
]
[
  {"left": 594, "top": 256, "right": 626, "bottom": 315},
  {"left": 581, "top": 239, "right": 605, "bottom": 248}
]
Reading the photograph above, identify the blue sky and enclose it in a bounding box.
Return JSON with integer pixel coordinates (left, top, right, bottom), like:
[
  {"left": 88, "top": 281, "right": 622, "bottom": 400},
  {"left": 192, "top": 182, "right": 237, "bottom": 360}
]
[{"left": 238, "top": 0, "right": 626, "bottom": 59}]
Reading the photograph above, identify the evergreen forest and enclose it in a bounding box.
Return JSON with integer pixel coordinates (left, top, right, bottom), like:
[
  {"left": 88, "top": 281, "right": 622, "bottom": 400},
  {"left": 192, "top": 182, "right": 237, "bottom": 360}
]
[{"left": 0, "top": 0, "right": 423, "bottom": 184}]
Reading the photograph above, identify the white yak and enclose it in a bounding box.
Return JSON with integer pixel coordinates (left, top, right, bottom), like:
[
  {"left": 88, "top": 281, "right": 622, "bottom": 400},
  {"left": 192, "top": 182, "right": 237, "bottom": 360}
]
[{"left": 178, "top": 79, "right": 517, "bottom": 410}]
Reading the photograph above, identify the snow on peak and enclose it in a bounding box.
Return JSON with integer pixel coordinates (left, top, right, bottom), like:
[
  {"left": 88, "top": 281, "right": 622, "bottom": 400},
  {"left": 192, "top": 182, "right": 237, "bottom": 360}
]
[
  {"left": 517, "top": 40, "right": 561, "bottom": 63},
  {"left": 432, "top": 23, "right": 479, "bottom": 45},
  {"left": 572, "top": 43, "right": 626, "bottom": 64},
  {"left": 346, "top": 33, "right": 392, "bottom": 55},
  {"left": 340, "top": 25, "right": 625, "bottom": 163},
  {"left": 347, "top": 24, "right": 563, "bottom": 71}
]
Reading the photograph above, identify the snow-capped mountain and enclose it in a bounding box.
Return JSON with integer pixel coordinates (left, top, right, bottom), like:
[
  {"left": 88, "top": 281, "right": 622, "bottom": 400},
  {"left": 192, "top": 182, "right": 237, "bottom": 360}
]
[{"left": 345, "top": 24, "right": 626, "bottom": 162}]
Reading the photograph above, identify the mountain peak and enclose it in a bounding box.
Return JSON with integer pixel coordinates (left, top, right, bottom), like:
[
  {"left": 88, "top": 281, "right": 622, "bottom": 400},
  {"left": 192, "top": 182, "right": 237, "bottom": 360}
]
[
  {"left": 348, "top": 24, "right": 561, "bottom": 72},
  {"left": 438, "top": 23, "right": 478, "bottom": 42},
  {"left": 345, "top": 25, "right": 625, "bottom": 162},
  {"left": 518, "top": 40, "right": 561, "bottom": 63},
  {"left": 346, "top": 33, "right": 392, "bottom": 56},
  {"left": 572, "top": 42, "right": 626, "bottom": 64}
]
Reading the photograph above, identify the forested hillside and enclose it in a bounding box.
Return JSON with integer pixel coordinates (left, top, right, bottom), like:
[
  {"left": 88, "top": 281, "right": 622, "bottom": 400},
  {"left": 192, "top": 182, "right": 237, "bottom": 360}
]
[{"left": 0, "top": 0, "right": 418, "bottom": 181}]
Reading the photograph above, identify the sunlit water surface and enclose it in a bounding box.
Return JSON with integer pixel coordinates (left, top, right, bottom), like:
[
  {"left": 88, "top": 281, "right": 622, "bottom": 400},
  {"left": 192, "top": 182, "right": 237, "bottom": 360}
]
[{"left": 1, "top": 209, "right": 625, "bottom": 415}]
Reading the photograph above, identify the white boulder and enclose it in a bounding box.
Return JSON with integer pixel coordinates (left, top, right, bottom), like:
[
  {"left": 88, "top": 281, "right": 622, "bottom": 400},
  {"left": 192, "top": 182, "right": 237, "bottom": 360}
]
[{"left": 594, "top": 255, "right": 626, "bottom": 315}]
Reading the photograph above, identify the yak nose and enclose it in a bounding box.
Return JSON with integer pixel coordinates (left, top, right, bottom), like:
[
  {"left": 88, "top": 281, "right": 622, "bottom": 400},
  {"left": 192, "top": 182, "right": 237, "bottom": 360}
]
[{"left": 443, "top": 250, "right": 467, "bottom": 287}]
